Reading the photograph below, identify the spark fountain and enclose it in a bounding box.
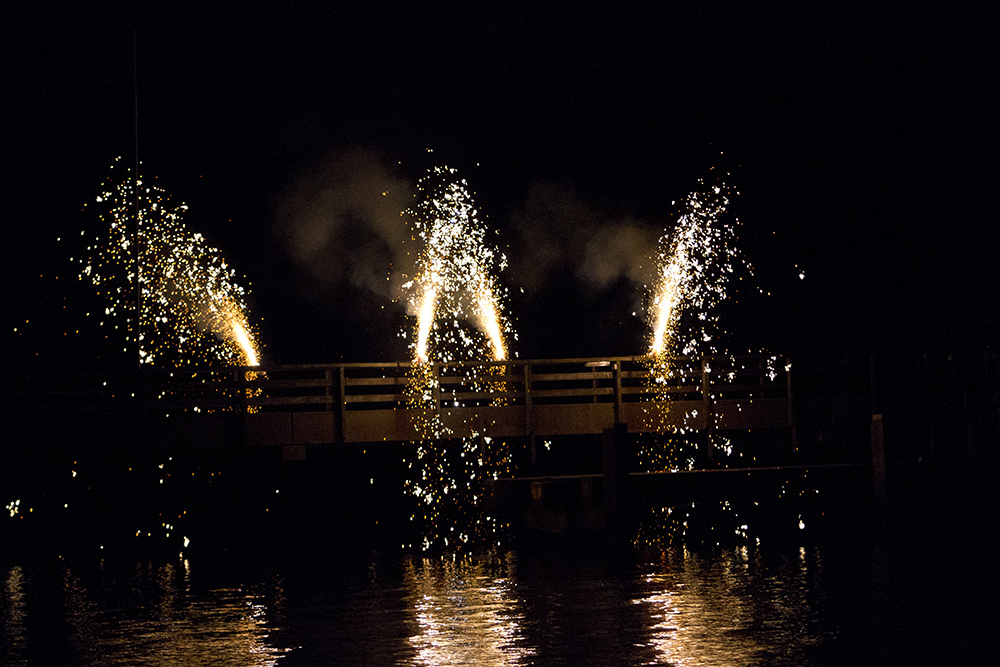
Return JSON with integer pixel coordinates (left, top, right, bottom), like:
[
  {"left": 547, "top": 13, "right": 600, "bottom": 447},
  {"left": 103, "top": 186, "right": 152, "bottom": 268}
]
[
  {"left": 401, "top": 167, "right": 514, "bottom": 551},
  {"left": 77, "top": 158, "right": 261, "bottom": 369},
  {"left": 637, "top": 181, "right": 747, "bottom": 548},
  {"left": 641, "top": 184, "right": 739, "bottom": 462}
]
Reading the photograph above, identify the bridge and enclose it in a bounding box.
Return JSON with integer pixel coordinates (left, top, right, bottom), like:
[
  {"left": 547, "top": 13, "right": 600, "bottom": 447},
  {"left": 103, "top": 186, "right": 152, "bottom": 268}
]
[
  {"left": 5, "top": 352, "right": 992, "bottom": 540},
  {"left": 5, "top": 354, "right": 888, "bottom": 459}
]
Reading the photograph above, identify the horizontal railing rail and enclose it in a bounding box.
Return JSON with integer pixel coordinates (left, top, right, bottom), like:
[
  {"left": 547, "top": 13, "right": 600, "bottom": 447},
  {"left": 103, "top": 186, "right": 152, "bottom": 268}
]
[{"left": 3, "top": 354, "right": 794, "bottom": 418}]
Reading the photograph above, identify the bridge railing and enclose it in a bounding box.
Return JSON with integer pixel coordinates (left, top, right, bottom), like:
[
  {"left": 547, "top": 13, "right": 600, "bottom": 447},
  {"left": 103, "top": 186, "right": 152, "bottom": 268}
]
[
  {"left": 128, "top": 354, "right": 791, "bottom": 416},
  {"left": 2, "top": 354, "right": 793, "bottom": 424}
]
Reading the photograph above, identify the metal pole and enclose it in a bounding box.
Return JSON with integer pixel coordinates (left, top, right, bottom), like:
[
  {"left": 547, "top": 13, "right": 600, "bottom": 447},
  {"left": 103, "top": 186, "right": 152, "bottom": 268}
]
[{"left": 701, "top": 355, "right": 713, "bottom": 458}]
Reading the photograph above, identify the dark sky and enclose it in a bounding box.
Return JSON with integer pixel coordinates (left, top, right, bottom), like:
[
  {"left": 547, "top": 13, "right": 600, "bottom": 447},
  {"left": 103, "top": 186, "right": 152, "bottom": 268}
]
[{"left": 3, "top": 2, "right": 997, "bottom": 369}]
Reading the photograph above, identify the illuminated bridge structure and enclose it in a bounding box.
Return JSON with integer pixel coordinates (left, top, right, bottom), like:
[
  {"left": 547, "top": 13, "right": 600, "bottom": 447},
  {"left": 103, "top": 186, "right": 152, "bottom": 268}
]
[
  {"left": 7, "top": 354, "right": 886, "bottom": 457},
  {"left": 8, "top": 352, "right": 989, "bottom": 536}
]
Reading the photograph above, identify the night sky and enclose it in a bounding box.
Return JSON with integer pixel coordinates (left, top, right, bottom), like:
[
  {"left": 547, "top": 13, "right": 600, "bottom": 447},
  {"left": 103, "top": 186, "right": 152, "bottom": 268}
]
[{"left": 3, "top": 3, "right": 997, "bottom": 370}]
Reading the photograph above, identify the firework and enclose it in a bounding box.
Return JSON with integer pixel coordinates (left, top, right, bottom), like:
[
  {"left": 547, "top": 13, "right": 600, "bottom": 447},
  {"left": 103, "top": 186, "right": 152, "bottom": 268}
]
[
  {"left": 401, "top": 167, "right": 514, "bottom": 551},
  {"left": 404, "top": 167, "right": 509, "bottom": 366},
  {"left": 640, "top": 182, "right": 739, "bottom": 468},
  {"left": 648, "top": 183, "right": 736, "bottom": 362},
  {"left": 78, "top": 158, "right": 260, "bottom": 368}
]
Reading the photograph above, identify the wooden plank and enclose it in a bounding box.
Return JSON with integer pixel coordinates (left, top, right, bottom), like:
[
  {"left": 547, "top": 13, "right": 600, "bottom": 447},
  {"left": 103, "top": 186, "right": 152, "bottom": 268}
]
[
  {"left": 248, "top": 378, "right": 332, "bottom": 389},
  {"left": 436, "top": 374, "right": 519, "bottom": 385},
  {"left": 344, "top": 393, "right": 406, "bottom": 403},
  {"left": 533, "top": 403, "right": 615, "bottom": 436},
  {"left": 438, "top": 390, "right": 524, "bottom": 402},
  {"left": 249, "top": 395, "right": 333, "bottom": 406},
  {"left": 620, "top": 385, "right": 700, "bottom": 395},
  {"left": 531, "top": 387, "right": 614, "bottom": 398},
  {"left": 531, "top": 371, "right": 614, "bottom": 382},
  {"left": 246, "top": 412, "right": 292, "bottom": 446},
  {"left": 344, "top": 376, "right": 410, "bottom": 386},
  {"left": 150, "top": 398, "right": 238, "bottom": 409},
  {"left": 293, "top": 411, "right": 337, "bottom": 444}
]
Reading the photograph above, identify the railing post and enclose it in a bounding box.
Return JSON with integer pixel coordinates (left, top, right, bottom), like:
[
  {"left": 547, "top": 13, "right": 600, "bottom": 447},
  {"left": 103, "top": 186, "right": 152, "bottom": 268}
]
[
  {"left": 237, "top": 368, "right": 248, "bottom": 415},
  {"left": 338, "top": 366, "right": 347, "bottom": 444},
  {"left": 325, "top": 369, "right": 333, "bottom": 411},
  {"left": 613, "top": 361, "right": 622, "bottom": 425}
]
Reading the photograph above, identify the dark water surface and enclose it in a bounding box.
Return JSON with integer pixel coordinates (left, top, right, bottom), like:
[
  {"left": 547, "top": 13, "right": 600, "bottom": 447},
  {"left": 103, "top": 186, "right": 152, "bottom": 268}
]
[
  {"left": 3, "top": 532, "right": 997, "bottom": 666},
  {"left": 2, "top": 452, "right": 997, "bottom": 666}
]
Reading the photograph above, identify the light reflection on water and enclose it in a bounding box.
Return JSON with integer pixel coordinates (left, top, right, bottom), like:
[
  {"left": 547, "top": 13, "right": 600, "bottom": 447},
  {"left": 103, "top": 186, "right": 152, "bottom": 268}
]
[
  {"left": 634, "top": 546, "right": 829, "bottom": 666},
  {"left": 1, "top": 559, "right": 293, "bottom": 667},
  {"left": 403, "top": 554, "right": 533, "bottom": 666},
  {"left": 3, "top": 566, "right": 28, "bottom": 659},
  {"left": 0, "top": 541, "right": 988, "bottom": 665}
]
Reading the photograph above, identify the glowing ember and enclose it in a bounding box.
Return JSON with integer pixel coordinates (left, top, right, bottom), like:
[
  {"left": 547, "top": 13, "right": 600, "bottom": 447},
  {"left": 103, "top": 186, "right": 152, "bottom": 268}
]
[{"left": 78, "top": 158, "right": 261, "bottom": 368}]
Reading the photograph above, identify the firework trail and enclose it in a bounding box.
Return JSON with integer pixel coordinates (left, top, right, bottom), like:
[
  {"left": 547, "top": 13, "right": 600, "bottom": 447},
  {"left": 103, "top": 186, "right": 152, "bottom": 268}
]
[{"left": 78, "top": 158, "right": 260, "bottom": 368}]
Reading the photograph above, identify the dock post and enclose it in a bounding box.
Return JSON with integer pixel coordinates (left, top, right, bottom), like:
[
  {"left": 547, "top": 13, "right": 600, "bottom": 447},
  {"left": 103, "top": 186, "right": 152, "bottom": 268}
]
[{"left": 871, "top": 413, "right": 887, "bottom": 535}]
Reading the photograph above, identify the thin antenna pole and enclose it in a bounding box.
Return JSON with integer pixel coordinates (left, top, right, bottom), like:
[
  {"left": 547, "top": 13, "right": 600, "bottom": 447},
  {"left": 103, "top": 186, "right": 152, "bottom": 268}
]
[{"left": 133, "top": 30, "right": 141, "bottom": 366}]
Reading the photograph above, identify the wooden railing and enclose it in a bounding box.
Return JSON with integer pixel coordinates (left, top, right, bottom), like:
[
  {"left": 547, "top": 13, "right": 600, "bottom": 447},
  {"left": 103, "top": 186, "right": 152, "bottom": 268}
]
[
  {"left": 128, "top": 354, "right": 791, "bottom": 416},
  {"left": 1, "top": 354, "right": 900, "bottom": 447}
]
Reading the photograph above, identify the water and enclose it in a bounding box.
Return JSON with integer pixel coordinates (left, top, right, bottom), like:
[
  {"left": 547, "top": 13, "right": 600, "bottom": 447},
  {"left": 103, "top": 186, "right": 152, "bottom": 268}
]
[
  {"left": 3, "top": 531, "right": 996, "bottom": 666},
  {"left": 2, "top": 448, "right": 996, "bottom": 666}
]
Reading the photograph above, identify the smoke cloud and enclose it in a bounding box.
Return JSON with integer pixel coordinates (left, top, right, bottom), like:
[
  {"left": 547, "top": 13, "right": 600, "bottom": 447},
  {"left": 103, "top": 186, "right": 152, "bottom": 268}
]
[
  {"left": 507, "top": 180, "right": 660, "bottom": 294},
  {"left": 274, "top": 146, "right": 417, "bottom": 304}
]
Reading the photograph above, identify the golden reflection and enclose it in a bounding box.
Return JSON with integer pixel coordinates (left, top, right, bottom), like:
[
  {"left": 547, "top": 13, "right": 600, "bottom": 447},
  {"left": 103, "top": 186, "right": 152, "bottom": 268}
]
[
  {"left": 634, "top": 547, "right": 828, "bottom": 665},
  {"left": 1, "top": 560, "right": 293, "bottom": 666},
  {"left": 3, "top": 566, "right": 28, "bottom": 658},
  {"left": 104, "top": 562, "right": 295, "bottom": 666},
  {"left": 635, "top": 549, "right": 765, "bottom": 666},
  {"left": 403, "top": 553, "right": 533, "bottom": 666}
]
